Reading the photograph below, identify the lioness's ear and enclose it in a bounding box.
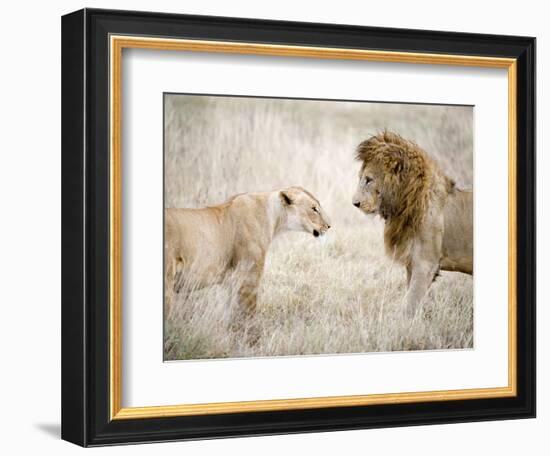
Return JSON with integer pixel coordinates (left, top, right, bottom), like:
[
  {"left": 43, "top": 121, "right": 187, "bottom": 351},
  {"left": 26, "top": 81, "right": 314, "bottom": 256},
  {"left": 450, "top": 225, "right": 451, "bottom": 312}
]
[{"left": 280, "top": 191, "right": 293, "bottom": 206}]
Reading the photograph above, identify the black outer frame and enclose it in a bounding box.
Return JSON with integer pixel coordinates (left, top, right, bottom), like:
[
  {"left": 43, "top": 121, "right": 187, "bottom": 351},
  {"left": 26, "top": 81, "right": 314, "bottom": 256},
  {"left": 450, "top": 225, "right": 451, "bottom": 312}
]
[{"left": 61, "top": 8, "right": 536, "bottom": 447}]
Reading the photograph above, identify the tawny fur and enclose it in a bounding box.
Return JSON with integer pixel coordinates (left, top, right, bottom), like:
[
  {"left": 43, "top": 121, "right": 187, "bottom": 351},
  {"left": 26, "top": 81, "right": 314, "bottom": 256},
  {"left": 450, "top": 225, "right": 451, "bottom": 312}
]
[
  {"left": 353, "top": 131, "right": 473, "bottom": 317},
  {"left": 164, "top": 187, "right": 330, "bottom": 317}
]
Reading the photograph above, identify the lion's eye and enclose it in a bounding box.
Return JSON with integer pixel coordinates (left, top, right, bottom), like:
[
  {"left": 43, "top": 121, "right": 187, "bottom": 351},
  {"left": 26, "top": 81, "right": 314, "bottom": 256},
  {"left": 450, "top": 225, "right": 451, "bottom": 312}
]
[
  {"left": 312, "top": 207, "right": 319, "bottom": 213},
  {"left": 365, "top": 176, "right": 373, "bottom": 185}
]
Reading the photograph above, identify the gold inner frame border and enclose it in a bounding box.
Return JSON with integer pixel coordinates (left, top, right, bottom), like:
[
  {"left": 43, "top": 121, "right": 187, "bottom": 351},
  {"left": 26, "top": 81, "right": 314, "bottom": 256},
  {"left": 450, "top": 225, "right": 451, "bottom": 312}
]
[{"left": 109, "top": 35, "right": 517, "bottom": 420}]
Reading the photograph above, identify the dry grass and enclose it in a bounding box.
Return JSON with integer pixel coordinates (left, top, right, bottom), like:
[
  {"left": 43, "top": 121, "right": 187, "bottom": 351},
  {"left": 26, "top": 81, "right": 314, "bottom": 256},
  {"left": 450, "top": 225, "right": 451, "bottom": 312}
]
[{"left": 163, "top": 95, "right": 473, "bottom": 361}]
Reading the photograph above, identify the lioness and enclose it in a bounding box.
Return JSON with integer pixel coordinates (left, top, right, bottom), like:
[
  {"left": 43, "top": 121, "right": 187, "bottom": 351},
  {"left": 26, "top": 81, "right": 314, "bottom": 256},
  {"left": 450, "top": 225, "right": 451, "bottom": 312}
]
[
  {"left": 165, "top": 186, "right": 331, "bottom": 315},
  {"left": 353, "top": 131, "right": 473, "bottom": 317}
]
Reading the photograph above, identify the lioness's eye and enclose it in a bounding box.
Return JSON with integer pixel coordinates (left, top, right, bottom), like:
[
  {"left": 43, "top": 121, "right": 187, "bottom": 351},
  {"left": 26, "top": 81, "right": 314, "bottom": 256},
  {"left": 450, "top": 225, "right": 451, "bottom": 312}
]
[{"left": 312, "top": 207, "right": 319, "bottom": 213}]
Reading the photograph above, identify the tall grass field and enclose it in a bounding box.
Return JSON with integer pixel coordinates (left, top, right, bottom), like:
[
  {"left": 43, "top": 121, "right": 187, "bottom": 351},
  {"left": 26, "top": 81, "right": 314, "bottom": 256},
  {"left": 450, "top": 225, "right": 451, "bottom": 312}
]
[{"left": 164, "top": 94, "right": 473, "bottom": 361}]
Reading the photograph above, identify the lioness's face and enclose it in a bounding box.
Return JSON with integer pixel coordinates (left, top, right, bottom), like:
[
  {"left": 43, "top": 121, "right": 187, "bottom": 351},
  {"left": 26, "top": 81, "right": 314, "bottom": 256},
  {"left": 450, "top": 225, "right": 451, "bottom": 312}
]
[
  {"left": 280, "top": 187, "right": 331, "bottom": 237},
  {"left": 352, "top": 165, "right": 380, "bottom": 215}
]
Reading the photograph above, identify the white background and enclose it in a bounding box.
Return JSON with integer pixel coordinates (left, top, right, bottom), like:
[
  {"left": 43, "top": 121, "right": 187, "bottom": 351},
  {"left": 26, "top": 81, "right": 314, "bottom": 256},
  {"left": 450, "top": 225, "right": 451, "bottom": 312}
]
[
  {"left": 0, "top": 1, "right": 545, "bottom": 455},
  {"left": 123, "top": 51, "right": 508, "bottom": 407}
]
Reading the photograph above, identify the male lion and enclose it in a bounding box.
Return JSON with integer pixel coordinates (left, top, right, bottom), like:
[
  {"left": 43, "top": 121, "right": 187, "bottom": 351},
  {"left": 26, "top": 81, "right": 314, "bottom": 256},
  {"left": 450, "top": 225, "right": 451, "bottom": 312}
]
[
  {"left": 165, "top": 186, "right": 331, "bottom": 316},
  {"left": 352, "top": 131, "right": 473, "bottom": 317}
]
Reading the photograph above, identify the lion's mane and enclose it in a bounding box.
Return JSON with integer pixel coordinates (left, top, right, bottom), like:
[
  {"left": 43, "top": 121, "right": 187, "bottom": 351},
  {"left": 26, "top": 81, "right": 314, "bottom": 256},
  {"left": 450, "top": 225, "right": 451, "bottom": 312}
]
[{"left": 356, "top": 131, "right": 455, "bottom": 260}]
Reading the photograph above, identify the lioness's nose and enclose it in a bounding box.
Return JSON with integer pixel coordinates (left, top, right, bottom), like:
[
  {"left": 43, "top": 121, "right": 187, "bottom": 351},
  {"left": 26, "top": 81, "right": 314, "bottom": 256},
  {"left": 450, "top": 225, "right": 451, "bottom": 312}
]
[{"left": 353, "top": 202, "right": 360, "bottom": 208}]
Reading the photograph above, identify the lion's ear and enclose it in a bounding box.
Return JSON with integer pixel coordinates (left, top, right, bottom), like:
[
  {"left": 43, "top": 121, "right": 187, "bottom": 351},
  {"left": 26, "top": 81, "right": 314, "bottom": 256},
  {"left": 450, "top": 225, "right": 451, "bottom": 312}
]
[
  {"left": 280, "top": 191, "right": 293, "bottom": 206},
  {"left": 389, "top": 157, "right": 404, "bottom": 174}
]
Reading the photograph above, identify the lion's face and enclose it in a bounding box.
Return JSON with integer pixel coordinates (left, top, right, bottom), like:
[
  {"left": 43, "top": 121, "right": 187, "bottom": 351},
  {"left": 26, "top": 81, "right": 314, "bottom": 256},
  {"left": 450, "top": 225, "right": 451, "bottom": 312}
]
[
  {"left": 352, "top": 165, "right": 381, "bottom": 215},
  {"left": 280, "top": 187, "right": 331, "bottom": 237}
]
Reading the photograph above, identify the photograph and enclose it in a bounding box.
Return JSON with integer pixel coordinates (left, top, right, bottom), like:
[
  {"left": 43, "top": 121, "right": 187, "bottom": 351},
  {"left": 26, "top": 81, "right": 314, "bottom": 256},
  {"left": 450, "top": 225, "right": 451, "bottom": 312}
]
[{"left": 163, "top": 94, "right": 474, "bottom": 361}]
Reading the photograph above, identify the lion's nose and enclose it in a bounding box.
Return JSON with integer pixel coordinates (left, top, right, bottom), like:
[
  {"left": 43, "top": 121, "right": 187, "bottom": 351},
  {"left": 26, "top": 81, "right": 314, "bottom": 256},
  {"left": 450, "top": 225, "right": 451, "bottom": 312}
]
[{"left": 353, "top": 202, "right": 360, "bottom": 208}]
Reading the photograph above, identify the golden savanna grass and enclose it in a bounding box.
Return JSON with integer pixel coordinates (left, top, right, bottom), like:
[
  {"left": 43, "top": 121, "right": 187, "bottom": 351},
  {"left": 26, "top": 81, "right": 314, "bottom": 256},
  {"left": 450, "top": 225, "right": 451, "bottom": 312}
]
[{"left": 164, "top": 95, "right": 473, "bottom": 360}]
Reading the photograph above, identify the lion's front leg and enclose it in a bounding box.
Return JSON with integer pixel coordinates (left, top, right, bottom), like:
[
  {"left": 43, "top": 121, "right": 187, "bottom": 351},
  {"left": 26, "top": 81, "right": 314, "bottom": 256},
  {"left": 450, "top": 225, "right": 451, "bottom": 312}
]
[
  {"left": 405, "top": 259, "right": 439, "bottom": 318},
  {"left": 405, "top": 231, "right": 442, "bottom": 318}
]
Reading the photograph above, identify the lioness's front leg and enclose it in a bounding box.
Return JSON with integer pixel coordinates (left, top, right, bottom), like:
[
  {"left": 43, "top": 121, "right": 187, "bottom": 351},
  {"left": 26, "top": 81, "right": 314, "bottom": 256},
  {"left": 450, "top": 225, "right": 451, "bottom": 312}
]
[
  {"left": 238, "top": 263, "right": 264, "bottom": 317},
  {"left": 234, "top": 249, "right": 266, "bottom": 318}
]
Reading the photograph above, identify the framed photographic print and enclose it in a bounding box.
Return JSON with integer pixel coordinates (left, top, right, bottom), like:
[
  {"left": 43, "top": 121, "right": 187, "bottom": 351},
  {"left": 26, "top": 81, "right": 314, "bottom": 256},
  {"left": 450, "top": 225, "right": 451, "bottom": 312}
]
[{"left": 61, "top": 8, "right": 536, "bottom": 447}]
